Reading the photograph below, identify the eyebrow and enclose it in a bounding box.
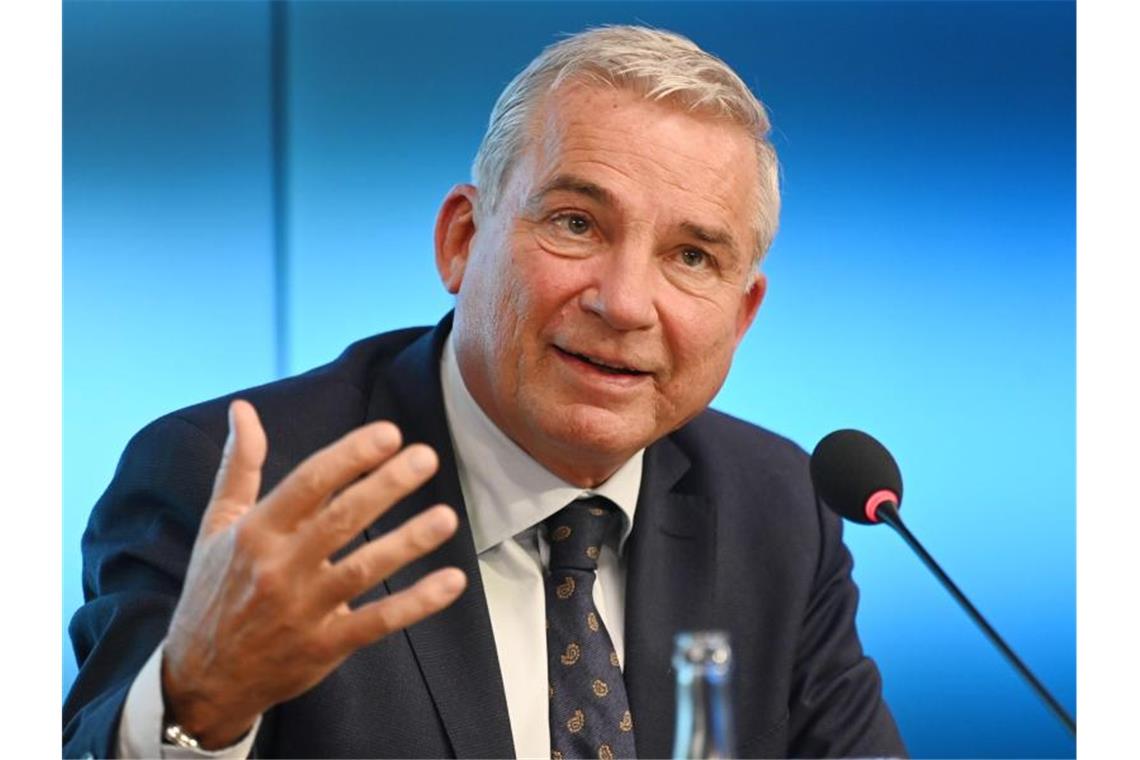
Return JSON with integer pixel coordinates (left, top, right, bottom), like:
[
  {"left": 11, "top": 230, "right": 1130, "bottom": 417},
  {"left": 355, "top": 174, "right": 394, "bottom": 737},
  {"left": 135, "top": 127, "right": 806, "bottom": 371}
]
[
  {"left": 525, "top": 174, "right": 617, "bottom": 211},
  {"left": 680, "top": 220, "right": 738, "bottom": 253}
]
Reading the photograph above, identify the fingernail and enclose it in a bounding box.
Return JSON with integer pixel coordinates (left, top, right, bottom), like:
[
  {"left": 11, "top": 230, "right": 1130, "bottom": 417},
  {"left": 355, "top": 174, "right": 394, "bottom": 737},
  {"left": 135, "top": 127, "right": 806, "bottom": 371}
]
[
  {"left": 409, "top": 446, "right": 436, "bottom": 475},
  {"left": 224, "top": 403, "right": 238, "bottom": 451}
]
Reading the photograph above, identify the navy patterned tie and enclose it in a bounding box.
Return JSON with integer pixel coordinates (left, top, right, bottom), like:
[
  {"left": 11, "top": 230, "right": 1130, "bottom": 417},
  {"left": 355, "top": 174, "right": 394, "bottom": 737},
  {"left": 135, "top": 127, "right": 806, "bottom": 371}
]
[{"left": 545, "top": 497, "right": 637, "bottom": 760}]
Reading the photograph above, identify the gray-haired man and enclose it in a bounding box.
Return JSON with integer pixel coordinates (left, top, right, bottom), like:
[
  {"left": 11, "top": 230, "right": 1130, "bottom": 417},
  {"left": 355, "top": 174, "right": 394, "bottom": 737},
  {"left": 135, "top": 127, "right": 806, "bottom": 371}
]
[{"left": 65, "top": 26, "right": 905, "bottom": 759}]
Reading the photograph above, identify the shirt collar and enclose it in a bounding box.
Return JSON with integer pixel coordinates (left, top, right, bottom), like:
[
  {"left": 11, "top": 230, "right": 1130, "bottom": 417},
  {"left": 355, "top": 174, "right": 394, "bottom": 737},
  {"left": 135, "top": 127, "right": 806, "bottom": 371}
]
[{"left": 440, "top": 334, "right": 642, "bottom": 555}]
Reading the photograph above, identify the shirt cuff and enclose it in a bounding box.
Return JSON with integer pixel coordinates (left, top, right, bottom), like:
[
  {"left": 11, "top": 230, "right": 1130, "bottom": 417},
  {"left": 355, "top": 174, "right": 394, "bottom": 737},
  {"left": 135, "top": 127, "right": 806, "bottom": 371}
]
[{"left": 117, "top": 640, "right": 262, "bottom": 759}]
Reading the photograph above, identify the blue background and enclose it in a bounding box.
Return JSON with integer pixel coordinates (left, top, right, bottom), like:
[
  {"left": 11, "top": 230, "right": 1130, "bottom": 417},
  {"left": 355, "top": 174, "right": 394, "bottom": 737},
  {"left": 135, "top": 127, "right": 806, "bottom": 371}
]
[{"left": 63, "top": 2, "right": 1075, "bottom": 757}]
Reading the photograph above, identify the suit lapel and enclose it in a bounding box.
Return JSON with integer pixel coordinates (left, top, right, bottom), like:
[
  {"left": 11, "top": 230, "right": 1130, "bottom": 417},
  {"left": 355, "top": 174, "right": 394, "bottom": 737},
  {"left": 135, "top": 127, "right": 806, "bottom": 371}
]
[
  {"left": 624, "top": 435, "right": 719, "bottom": 759},
  {"left": 354, "top": 314, "right": 718, "bottom": 758},
  {"left": 362, "top": 315, "right": 515, "bottom": 759}
]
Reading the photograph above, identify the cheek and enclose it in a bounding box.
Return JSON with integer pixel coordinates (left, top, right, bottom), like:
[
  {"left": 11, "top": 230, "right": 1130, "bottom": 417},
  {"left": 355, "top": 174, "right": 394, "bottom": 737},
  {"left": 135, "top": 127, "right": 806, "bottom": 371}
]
[
  {"left": 482, "top": 247, "right": 571, "bottom": 372},
  {"left": 488, "top": 281, "right": 531, "bottom": 367},
  {"left": 512, "top": 247, "right": 590, "bottom": 333},
  {"left": 663, "top": 306, "right": 742, "bottom": 392}
]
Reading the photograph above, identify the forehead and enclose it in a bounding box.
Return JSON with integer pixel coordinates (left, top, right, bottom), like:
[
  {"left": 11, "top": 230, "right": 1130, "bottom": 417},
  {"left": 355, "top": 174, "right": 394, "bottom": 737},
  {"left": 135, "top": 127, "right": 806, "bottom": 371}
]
[{"left": 515, "top": 83, "right": 760, "bottom": 243}]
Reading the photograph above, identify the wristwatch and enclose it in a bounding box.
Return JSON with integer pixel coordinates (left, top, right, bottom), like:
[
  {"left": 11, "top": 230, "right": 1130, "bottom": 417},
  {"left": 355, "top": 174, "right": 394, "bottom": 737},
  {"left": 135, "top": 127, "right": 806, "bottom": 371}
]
[{"left": 162, "top": 721, "right": 202, "bottom": 750}]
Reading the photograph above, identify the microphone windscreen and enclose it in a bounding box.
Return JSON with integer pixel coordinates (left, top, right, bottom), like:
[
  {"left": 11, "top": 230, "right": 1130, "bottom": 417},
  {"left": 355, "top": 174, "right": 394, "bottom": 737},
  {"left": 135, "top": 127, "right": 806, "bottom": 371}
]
[{"left": 810, "top": 429, "right": 903, "bottom": 524}]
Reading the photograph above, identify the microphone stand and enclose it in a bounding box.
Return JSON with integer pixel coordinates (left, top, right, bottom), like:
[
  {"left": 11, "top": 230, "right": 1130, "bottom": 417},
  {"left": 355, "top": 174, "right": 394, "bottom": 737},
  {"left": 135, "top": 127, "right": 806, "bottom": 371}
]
[{"left": 875, "top": 503, "right": 1076, "bottom": 737}]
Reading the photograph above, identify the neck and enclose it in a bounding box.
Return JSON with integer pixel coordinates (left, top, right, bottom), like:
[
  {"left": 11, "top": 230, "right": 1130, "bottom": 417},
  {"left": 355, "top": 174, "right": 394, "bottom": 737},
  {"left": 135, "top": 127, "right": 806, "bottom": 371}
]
[{"left": 526, "top": 445, "right": 622, "bottom": 489}]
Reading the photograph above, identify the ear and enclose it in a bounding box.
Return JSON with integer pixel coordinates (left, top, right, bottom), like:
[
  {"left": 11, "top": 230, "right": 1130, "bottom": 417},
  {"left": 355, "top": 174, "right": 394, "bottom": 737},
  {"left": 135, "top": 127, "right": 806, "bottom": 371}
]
[
  {"left": 434, "top": 184, "right": 479, "bottom": 294},
  {"left": 734, "top": 271, "right": 767, "bottom": 344}
]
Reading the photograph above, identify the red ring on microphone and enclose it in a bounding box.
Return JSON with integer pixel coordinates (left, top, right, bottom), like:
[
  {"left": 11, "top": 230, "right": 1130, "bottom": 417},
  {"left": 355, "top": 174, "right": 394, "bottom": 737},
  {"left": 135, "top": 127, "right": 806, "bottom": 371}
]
[{"left": 864, "top": 489, "right": 898, "bottom": 523}]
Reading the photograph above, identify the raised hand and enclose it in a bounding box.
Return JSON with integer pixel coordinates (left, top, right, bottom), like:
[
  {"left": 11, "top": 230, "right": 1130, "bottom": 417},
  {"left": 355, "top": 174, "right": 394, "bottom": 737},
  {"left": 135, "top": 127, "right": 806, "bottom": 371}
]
[{"left": 161, "top": 399, "right": 466, "bottom": 749}]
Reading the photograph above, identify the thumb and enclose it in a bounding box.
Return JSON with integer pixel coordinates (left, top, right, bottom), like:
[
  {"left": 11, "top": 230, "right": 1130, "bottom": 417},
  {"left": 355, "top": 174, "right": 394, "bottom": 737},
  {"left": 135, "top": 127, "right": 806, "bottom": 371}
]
[{"left": 205, "top": 399, "right": 267, "bottom": 532}]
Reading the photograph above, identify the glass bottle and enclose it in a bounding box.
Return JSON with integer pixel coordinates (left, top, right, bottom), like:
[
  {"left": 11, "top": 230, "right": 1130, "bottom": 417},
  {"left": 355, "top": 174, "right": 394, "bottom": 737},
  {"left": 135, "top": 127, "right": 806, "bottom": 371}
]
[{"left": 671, "top": 630, "right": 736, "bottom": 759}]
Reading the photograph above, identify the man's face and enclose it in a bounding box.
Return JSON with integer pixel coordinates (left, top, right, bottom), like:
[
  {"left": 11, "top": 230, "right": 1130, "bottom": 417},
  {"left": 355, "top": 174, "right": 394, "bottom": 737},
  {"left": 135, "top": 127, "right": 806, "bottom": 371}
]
[{"left": 440, "top": 83, "right": 766, "bottom": 486}]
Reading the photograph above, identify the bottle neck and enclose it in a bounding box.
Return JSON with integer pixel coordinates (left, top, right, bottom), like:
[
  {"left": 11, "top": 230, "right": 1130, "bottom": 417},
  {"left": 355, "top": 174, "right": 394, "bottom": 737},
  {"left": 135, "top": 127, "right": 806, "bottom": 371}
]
[{"left": 672, "top": 632, "right": 735, "bottom": 760}]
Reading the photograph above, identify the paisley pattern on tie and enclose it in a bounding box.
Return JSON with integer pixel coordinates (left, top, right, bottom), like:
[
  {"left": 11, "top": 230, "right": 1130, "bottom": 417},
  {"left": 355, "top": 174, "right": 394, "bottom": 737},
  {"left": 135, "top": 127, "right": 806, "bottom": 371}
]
[
  {"left": 556, "top": 577, "right": 577, "bottom": 599},
  {"left": 561, "top": 643, "right": 581, "bottom": 666},
  {"left": 545, "top": 498, "right": 637, "bottom": 759}
]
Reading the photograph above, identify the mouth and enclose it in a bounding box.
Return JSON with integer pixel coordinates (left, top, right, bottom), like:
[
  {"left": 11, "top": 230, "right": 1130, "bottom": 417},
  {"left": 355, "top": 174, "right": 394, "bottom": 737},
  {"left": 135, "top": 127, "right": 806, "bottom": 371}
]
[{"left": 553, "top": 345, "right": 651, "bottom": 378}]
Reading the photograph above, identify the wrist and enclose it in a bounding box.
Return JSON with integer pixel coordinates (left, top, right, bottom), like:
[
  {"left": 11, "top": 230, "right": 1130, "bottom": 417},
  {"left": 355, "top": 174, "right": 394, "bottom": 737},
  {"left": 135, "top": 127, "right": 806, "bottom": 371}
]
[{"left": 160, "top": 653, "right": 256, "bottom": 750}]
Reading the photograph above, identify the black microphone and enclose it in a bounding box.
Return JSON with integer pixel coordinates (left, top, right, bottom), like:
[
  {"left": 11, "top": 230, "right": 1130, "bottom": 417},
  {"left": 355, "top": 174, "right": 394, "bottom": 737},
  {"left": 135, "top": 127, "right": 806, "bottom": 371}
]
[{"left": 810, "top": 429, "right": 1076, "bottom": 737}]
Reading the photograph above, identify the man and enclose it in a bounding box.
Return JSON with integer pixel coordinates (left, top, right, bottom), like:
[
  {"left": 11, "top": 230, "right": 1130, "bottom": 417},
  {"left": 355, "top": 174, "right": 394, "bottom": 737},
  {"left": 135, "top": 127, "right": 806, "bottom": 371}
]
[{"left": 65, "top": 26, "right": 905, "bottom": 759}]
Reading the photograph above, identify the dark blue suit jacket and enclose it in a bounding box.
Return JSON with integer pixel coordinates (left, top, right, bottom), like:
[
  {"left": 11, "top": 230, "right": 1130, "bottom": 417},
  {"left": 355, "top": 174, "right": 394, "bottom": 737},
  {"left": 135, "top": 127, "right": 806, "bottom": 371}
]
[{"left": 64, "top": 315, "right": 905, "bottom": 758}]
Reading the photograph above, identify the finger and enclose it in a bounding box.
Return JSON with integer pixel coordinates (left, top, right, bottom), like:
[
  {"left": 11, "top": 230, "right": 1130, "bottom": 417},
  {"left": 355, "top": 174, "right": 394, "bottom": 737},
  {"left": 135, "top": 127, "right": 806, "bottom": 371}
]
[
  {"left": 329, "top": 567, "right": 467, "bottom": 653},
  {"left": 312, "top": 505, "right": 458, "bottom": 606},
  {"left": 255, "top": 420, "right": 402, "bottom": 530},
  {"left": 296, "top": 444, "right": 440, "bottom": 564},
  {"left": 206, "top": 400, "right": 267, "bottom": 528}
]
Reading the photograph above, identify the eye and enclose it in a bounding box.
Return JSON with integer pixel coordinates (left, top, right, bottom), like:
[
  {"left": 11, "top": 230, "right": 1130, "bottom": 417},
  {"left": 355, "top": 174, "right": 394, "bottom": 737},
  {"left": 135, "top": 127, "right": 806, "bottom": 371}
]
[
  {"left": 552, "top": 212, "right": 592, "bottom": 235},
  {"left": 679, "top": 248, "right": 712, "bottom": 269}
]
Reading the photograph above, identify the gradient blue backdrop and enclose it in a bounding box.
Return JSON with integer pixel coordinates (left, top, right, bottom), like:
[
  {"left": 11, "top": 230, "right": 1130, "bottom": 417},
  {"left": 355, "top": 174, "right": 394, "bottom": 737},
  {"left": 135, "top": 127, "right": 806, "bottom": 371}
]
[{"left": 63, "top": 2, "right": 1075, "bottom": 757}]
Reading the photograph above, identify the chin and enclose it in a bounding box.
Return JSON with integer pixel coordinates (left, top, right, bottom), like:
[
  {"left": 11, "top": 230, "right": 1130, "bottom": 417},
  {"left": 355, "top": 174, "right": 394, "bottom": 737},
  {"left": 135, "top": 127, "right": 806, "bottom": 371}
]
[{"left": 537, "top": 402, "right": 656, "bottom": 465}]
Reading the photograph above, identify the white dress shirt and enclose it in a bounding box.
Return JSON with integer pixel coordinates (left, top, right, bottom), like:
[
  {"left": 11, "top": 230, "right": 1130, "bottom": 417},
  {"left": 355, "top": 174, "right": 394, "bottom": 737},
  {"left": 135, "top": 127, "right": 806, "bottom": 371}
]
[
  {"left": 117, "top": 334, "right": 643, "bottom": 759},
  {"left": 440, "top": 335, "right": 642, "bottom": 758}
]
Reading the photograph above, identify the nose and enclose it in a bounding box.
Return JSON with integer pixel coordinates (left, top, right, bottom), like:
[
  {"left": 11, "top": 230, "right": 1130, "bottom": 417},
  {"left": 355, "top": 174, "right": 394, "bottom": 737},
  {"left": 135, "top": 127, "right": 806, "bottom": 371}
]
[{"left": 580, "top": 248, "right": 657, "bottom": 331}]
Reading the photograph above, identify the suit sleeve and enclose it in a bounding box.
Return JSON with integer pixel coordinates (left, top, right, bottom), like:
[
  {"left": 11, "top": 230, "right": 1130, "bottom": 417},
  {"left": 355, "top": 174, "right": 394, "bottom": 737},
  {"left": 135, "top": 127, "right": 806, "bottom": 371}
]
[
  {"left": 63, "top": 415, "right": 222, "bottom": 759},
  {"left": 787, "top": 502, "right": 908, "bottom": 758}
]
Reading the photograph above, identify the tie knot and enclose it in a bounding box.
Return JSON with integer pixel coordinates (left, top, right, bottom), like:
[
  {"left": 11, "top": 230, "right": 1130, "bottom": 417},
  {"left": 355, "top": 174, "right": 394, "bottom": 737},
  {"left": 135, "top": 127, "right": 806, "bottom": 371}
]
[{"left": 544, "top": 497, "right": 619, "bottom": 572}]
